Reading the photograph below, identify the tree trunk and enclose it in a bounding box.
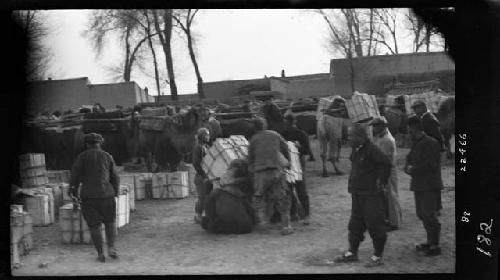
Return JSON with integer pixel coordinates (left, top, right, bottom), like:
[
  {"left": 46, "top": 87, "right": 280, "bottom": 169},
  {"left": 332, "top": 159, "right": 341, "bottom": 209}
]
[
  {"left": 152, "top": 9, "right": 178, "bottom": 100},
  {"left": 124, "top": 27, "right": 132, "bottom": 82},
  {"left": 145, "top": 11, "right": 161, "bottom": 96},
  {"left": 163, "top": 9, "right": 178, "bottom": 100},
  {"left": 187, "top": 33, "right": 204, "bottom": 99}
]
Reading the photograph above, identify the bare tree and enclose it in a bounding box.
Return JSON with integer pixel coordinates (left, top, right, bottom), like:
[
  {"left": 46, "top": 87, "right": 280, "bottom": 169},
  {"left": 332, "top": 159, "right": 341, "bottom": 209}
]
[
  {"left": 152, "top": 9, "right": 178, "bottom": 100},
  {"left": 405, "top": 9, "right": 446, "bottom": 53},
  {"left": 173, "top": 9, "right": 205, "bottom": 99},
  {"left": 373, "top": 8, "right": 399, "bottom": 54},
  {"left": 12, "top": 10, "right": 52, "bottom": 81},
  {"left": 317, "top": 9, "right": 382, "bottom": 58}
]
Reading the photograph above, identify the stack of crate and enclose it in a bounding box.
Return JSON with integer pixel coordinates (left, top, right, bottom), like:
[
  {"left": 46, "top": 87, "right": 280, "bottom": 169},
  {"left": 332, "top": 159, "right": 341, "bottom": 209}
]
[
  {"left": 19, "top": 154, "right": 48, "bottom": 188},
  {"left": 10, "top": 205, "right": 33, "bottom": 269}
]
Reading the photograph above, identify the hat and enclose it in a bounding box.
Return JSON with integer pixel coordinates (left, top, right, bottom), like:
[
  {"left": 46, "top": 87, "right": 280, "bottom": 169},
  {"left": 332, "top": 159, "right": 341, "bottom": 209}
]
[
  {"left": 370, "top": 116, "right": 388, "bottom": 127},
  {"left": 411, "top": 100, "right": 426, "bottom": 109},
  {"left": 85, "top": 133, "right": 104, "bottom": 144},
  {"left": 284, "top": 112, "right": 296, "bottom": 122}
]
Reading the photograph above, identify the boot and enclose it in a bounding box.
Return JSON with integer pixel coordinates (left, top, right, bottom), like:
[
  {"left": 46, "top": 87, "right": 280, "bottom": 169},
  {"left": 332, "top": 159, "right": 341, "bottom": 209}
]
[
  {"left": 105, "top": 222, "right": 118, "bottom": 259},
  {"left": 89, "top": 226, "right": 105, "bottom": 262}
]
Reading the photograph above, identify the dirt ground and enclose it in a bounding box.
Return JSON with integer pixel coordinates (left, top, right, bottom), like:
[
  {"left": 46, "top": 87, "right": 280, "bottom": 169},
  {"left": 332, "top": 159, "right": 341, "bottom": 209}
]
[{"left": 13, "top": 138, "right": 455, "bottom": 275}]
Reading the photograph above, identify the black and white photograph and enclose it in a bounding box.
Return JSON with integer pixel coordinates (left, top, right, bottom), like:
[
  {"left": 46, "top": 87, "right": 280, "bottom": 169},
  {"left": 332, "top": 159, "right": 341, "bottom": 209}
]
[{"left": 2, "top": 1, "right": 499, "bottom": 278}]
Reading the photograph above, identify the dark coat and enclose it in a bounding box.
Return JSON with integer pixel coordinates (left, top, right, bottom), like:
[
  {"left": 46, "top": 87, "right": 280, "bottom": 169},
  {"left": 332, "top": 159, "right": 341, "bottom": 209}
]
[
  {"left": 422, "top": 111, "right": 445, "bottom": 150},
  {"left": 406, "top": 133, "right": 443, "bottom": 192},
  {"left": 348, "top": 141, "right": 392, "bottom": 195}
]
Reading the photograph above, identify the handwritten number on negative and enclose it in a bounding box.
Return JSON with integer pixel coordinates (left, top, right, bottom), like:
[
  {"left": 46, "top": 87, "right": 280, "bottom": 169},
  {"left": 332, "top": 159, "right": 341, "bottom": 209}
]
[
  {"left": 480, "top": 219, "right": 493, "bottom": 235},
  {"left": 459, "top": 134, "right": 466, "bottom": 140},
  {"left": 477, "top": 234, "right": 492, "bottom": 246}
]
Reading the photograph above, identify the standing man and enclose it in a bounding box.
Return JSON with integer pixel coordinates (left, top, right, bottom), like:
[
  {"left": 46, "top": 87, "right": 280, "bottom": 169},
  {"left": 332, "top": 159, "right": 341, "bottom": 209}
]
[
  {"left": 248, "top": 118, "right": 293, "bottom": 235},
  {"left": 334, "top": 123, "right": 392, "bottom": 267},
  {"left": 192, "top": 127, "right": 213, "bottom": 224},
  {"left": 282, "top": 112, "right": 311, "bottom": 225},
  {"left": 411, "top": 100, "right": 444, "bottom": 215},
  {"left": 370, "top": 116, "right": 403, "bottom": 230},
  {"left": 405, "top": 116, "right": 443, "bottom": 256},
  {"left": 70, "top": 133, "right": 119, "bottom": 263}
]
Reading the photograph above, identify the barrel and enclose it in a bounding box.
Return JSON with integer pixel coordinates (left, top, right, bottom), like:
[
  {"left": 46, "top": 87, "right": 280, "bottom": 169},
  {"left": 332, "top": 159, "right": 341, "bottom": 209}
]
[{"left": 19, "top": 153, "right": 48, "bottom": 188}]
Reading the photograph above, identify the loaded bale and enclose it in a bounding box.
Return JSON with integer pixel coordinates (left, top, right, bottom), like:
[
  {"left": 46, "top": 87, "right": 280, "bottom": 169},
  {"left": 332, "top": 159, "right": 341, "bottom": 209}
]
[{"left": 84, "top": 110, "right": 125, "bottom": 120}]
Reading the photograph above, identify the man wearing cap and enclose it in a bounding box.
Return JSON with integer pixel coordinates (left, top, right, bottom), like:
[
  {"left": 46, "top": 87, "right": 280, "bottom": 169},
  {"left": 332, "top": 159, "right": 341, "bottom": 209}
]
[
  {"left": 248, "top": 118, "right": 293, "bottom": 235},
  {"left": 411, "top": 100, "right": 444, "bottom": 215},
  {"left": 281, "top": 112, "right": 312, "bottom": 225},
  {"left": 70, "top": 133, "right": 119, "bottom": 263},
  {"left": 405, "top": 116, "right": 443, "bottom": 256},
  {"left": 334, "top": 123, "right": 392, "bottom": 267},
  {"left": 370, "top": 117, "right": 403, "bottom": 230},
  {"left": 192, "top": 127, "right": 212, "bottom": 224}
]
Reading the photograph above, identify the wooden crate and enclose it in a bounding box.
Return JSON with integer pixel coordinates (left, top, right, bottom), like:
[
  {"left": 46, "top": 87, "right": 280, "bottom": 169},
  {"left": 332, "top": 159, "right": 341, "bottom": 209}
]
[
  {"left": 59, "top": 204, "right": 108, "bottom": 244},
  {"left": 24, "top": 193, "right": 54, "bottom": 226},
  {"left": 152, "top": 173, "right": 169, "bottom": 199},
  {"left": 119, "top": 175, "right": 136, "bottom": 211},
  {"left": 19, "top": 153, "right": 45, "bottom": 169},
  {"left": 20, "top": 166, "right": 49, "bottom": 188},
  {"left": 166, "top": 185, "right": 189, "bottom": 199},
  {"left": 167, "top": 171, "right": 189, "bottom": 186},
  {"left": 229, "top": 135, "right": 249, "bottom": 157},
  {"left": 116, "top": 192, "right": 130, "bottom": 228},
  {"left": 178, "top": 163, "right": 196, "bottom": 194},
  {"left": 346, "top": 92, "right": 380, "bottom": 123},
  {"left": 47, "top": 170, "right": 71, "bottom": 184},
  {"left": 134, "top": 173, "right": 151, "bottom": 200}
]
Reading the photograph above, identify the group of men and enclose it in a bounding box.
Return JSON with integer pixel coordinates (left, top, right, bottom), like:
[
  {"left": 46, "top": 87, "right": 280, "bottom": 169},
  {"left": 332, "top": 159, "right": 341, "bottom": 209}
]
[
  {"left": 334, "top": 100, "right": 445, "bottom": 267},
  {"left": 67, "top": 98, "right": 446, "bottom": 266}
]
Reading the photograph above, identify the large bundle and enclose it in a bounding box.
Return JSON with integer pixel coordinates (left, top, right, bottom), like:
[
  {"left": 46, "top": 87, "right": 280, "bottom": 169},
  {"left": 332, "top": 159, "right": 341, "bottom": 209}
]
[
  {"left": 47, "top": 170, "right": 71, "bottom": 184},
  {"left": 19, "top": 153, "right": 49, "bottom": 187},
  {"left": 141, "top": 107, "right": 168, "bottom": 117},
  {"left": 316, "top": 95, "right": 346, "bottom": 120},
  {"left": 23, "top": 191, "right": 55, "bottom": 226},
  {"left": 10, "top": 206, "right": 34, "bottom": 268},
  {"left": 285, "top": 141, "right": 302, "bottom": 183},
  {"left": 346, "top": 92, "right": 380, "bottom": 123},
  {"left": 139, "top": 116, "right": 167, "bottom": 131},
  {"left": 59, "top": 203, "right": 108, "bottom": 244},
  {"left": 202, "top": 137, "right": 249, "bottom": 180}
]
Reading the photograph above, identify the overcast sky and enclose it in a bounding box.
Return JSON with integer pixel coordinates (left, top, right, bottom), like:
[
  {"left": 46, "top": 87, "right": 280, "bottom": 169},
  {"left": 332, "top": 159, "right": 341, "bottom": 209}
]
[{"left": 40, "top": 9, "right": 443, "bottom": 96}]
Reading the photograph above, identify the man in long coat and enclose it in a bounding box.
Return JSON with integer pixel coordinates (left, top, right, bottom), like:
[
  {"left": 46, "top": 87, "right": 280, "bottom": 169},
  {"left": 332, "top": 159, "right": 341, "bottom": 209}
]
[{"left": 370, "top": 117, "right": 403, "bottom": 230}]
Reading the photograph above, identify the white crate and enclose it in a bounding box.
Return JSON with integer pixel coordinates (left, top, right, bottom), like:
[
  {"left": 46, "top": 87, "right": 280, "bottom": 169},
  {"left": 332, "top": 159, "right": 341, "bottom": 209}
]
[
  {"left": 116, "top": 192, "right": 129, "bottom": 228},
  {"left": 19, "top": 153, "right": 45, "bottom": 169},
  {"left": 152, "top": 173, "right": 169, "bottom": 199},
  {"left": 134, "top": 173, "right": 152, "bottom": 200},
  {"left": 24, "top": 193, "right": 54, "bottom": 226},
  {"left": 47, "top": 170, "right": 71, "bottom": 184},
  {"left": 167, "top": 185, "right": 189, "bottom": 199},
  {"left": 167, "top": 171, "right": 189, "bottom": 186},
  {"left": 59, "top": 204, "right": 108, "bottom": 244}
]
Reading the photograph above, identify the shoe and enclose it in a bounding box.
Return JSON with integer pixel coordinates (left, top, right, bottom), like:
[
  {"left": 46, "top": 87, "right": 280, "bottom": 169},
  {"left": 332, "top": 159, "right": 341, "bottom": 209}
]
[
  {"left": 415, "top": 243, "right": 430, "bottom": 252},
  {"left": 108, "top": 248, "right": 118, "bottom": 259},
  {"left": 364, "top": 256, "right": 384, "bottom": 267},
  {"left": 280, "top": 227, "right": 294, "bottom": 235},
  {"left": 424, "top": 247, "right": 442, "bottom": 256},
  {"left": 97, "top": 255, "right": 106, "bottom": 263},
  {"left": 333, "top": 251, "right": 359, "bottom": 263}
]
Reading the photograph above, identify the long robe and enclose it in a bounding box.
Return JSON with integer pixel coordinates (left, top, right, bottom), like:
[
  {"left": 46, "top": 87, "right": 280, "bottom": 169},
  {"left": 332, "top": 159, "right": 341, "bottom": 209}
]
[{"left": 373, "top": 130, "right": 403, "bottom": 228}]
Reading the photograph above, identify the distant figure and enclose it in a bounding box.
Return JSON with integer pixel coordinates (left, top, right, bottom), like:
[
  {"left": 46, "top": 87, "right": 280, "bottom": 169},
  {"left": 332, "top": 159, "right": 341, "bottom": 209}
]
[
  {"left": 405, "top": 116, "right": 443, "bottom": 257},
  {"left": 281, "top": 69, "right": 286, "bottom": 78}
]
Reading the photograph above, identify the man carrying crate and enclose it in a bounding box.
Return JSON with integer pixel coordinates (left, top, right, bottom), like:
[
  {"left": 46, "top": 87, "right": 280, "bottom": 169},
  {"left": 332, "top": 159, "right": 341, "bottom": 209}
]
[
  {"left": 192, "top": 127, "right": 213, "bottom": 224},
  {"left": 248, "top": 118, "right": 293, "bottom": 235},
  {"left": 69, "top": 133, "right": 120, "bottom": 263}
]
